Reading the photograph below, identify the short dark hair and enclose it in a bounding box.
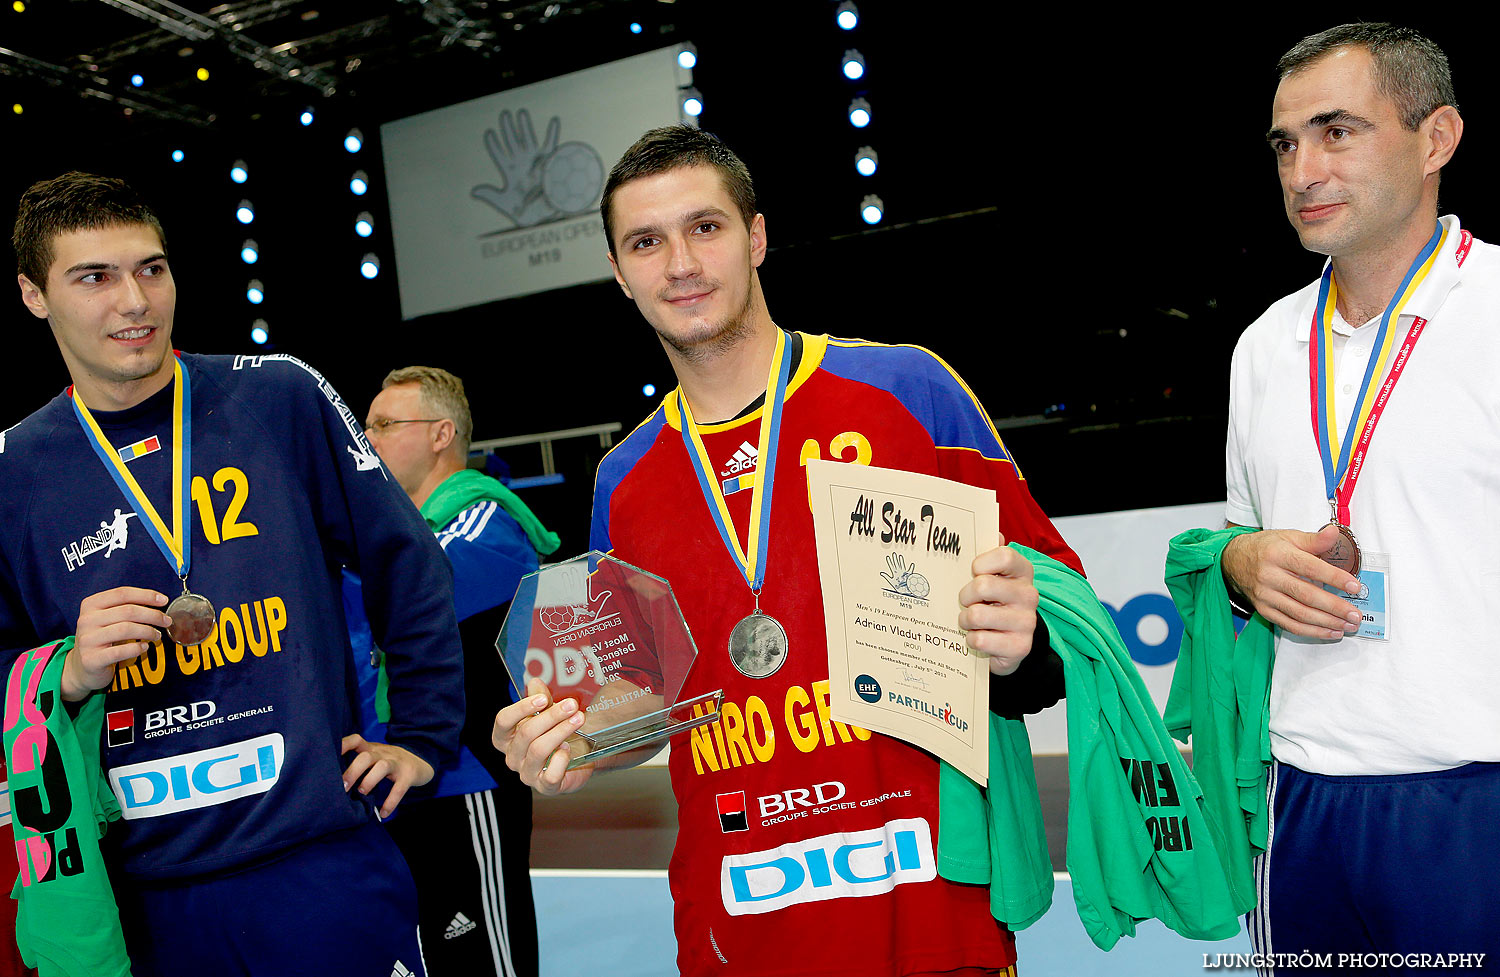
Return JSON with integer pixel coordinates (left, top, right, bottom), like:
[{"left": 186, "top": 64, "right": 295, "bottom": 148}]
[
  {"left": 601, "top": 125, "right": 757, "bottom": 254},
  {"left": 12, "top": 171, "right": 166, "bottom": 292},
  {"left": 1278, "top": 23, "right": 1456, "bottom": 130}
]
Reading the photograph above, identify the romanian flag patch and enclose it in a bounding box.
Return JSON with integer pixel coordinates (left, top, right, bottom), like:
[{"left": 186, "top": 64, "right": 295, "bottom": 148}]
[{"left": 118, "top": 435, "right": 161, "bottom": 463}]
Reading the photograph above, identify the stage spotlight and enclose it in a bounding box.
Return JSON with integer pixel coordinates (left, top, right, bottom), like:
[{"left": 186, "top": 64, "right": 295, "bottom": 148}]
[
  {"left": 629, "top": 21, "right": 642, "bottom": 34},
  {"left": 677, "top": 44, "right": 697, "bottom": 69},
  {"left": 842, "top": 50, "right": 866, "bottom": 80},
  {"left": 10, "top": 103, "right": 20, "bottom": 116},
  {"left": 350, "top": 171, "right": 369, "bottom": 195},
  {"left": 195, "top": 67, "right": 209, "bottom": 81},
  {"left": 681, "top": 87, "right": 703, "bottom": 118},
  {"left": 230, "top": 160, "right": 248, "bottom": 184},
  {"left": 860, "top": 194, "right": 884, "bottom": 225},
  {"left": 848, "top": 97, "right": 872, "bottom": 128},
  {"left": 130, "top": 74, "right": 144, "bottom": 87},
  {"left": 643, "top": 383, "right": 657, "bottom": 397},
  {"left": 854, "top": 146, "right": 878, "bottom": 176},
  {"left": 344, "top": 128, "right": 363, "bottom": 153},
  {"left": 360, "top": 254, "right": 381, "bottom": 279},
  {"left": 354, "top": 212, "right": 374, "bottom": 238},
  {"left": 171, "top": 149, "right": 185, "bottom": 162},
  {"left": 240, "top": 239, "right": 259, "bottom": 264},
  {"left": 236, "top": 200, "right": 255, "bottom": 224},
  {"left": 12, "top": 2, "right": 25, "bottom": 12},
  {"left": 836, "top": 2, "right": 859, "bottom": 29},
  {"left": 246, "top": 280, "right": 265, "bottom": 304},
  {"left": 250, "top": 319, "right": 269, "bottom": 345},
  {"left": 299, "top": 108, "right": 314, "bottom": 126}
]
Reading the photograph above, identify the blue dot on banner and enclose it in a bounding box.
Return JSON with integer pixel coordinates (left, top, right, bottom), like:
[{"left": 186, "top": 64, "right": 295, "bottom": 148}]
[{"left": 1104, "top": 593, "right": 1184, "bottom": 666}]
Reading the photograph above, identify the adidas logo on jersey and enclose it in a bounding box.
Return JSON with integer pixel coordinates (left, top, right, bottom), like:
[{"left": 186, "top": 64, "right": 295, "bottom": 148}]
[
  {"left": 444, "top": 912, "right": 477, "bottom": 940},
  {"left": 390, "top": 962, "right": 414, "bottom": 977},
  {"left": 719, "top": 441, "right": 758, "bottom": 477}
]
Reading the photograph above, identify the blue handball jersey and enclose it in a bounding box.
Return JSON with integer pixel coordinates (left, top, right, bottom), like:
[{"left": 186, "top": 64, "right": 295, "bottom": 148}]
[
  {"left": 0, "top": 353, "right": 464, "bottom": 882},
  {"left": 345, "top": 490, "right": 540, "bottom": 800}
]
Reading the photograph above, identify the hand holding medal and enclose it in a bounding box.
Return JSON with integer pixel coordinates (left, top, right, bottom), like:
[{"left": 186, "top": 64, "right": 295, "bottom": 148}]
[
  {"left": 61, "top": 585, "right": 174, "bottom": 701},
  {"left": 1220, "top": 526, "right": 1363, "bottom": 639}
]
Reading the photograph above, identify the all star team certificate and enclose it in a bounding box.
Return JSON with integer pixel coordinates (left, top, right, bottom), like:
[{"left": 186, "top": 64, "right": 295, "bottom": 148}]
[{"left": 805, "top": 459, "right": 996, "bottom": 785}]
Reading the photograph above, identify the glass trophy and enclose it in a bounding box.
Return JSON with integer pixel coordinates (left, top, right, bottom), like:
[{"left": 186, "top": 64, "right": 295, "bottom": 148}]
[{"left": 496, "top": 551, "right": 723, "bottom": 769}]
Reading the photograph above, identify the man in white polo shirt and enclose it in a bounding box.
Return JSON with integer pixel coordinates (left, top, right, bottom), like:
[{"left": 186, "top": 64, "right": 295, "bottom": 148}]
[{"left": 1219, "top": 22, "right": 1500, "bottom": 965}]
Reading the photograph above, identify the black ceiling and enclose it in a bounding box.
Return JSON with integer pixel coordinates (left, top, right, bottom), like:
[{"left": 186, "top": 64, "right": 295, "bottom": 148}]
[{"left": 2, "top": 7, "right": 1492, "bottom": 530}]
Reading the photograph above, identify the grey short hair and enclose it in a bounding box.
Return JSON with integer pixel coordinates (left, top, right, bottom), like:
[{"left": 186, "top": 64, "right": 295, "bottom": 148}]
[
  {"left": 1278, "top": 23, "right": 1456, "bottom": 130},
  {"left": 382, "top": 365, "right": 473, "bottom": 455}
]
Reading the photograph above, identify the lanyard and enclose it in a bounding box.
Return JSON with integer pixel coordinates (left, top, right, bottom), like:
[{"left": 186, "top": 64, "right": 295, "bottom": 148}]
[
  {"left": 1308, "top": 221, "right": 1444, "bottom": 526},
  {"left": 71, "top": 356, "right": 193, "bottom": 579},
  {"left": 678, "top": 330, "right": 792, "bottom": 592}
]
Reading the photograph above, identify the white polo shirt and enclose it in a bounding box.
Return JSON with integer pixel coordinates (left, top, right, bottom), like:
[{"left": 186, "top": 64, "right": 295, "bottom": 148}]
[{"left": 1226, "top": 214, "right": 1500, "bottom": 775}]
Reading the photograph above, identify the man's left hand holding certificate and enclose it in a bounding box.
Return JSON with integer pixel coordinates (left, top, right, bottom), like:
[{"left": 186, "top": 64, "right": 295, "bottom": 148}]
[{"left": 806, "top": 458, "right": 1037, "bottom": 785}]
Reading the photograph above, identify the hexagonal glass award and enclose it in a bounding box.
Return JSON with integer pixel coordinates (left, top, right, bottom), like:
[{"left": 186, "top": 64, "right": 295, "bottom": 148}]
[{"left": 496, "top": 551, "right": 723, "bottom": 769}]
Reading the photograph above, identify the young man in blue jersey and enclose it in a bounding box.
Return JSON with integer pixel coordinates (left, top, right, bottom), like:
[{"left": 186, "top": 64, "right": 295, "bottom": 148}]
[
  {"left": 4, "top": 171, "right": 464, "bottom": 976},
  {"left": 356, "top": 365, "right": 556, "bottom": 977}
]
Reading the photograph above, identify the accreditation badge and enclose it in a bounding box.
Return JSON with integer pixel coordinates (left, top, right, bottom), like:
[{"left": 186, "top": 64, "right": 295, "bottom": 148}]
[{"left": 1324, "top": 551, "right": 1391, "bottom": 641}]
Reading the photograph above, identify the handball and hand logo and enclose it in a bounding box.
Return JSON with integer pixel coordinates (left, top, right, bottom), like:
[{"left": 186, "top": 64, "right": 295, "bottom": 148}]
[
  {"left": 879, "top": 554, "right": 930, "bottom": 598},
  {"left": 537, "top": 581, "right": 615, "bottom": 636},
  {"left": 471, "top": 109, "right": 605, "bottom": 230}
]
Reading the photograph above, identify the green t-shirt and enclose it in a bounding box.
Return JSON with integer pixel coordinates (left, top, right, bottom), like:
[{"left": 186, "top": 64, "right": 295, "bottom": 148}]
[
  {"left": 5, "top": 638, "right": 130, "bottom": 977},
  {"left": 1163, "top": 526, "right": 1274, "bottom": 915},
  {"left": 939, "top": 545, "right": 1242, "bottom": 950}
]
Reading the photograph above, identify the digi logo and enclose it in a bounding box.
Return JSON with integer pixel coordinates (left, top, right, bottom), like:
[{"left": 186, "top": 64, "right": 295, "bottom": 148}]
[
  {"left": 108, "top": 732, "right": 284, "bottom": 820},
  {"left": 106, "top": 709, "right": 134, "bottom": 748},
  {"left": 720, "top": 817, "right": 935, "bottom": 916},
  {"left": 717, "top": 791, "right": 749, "bottom": 833}
]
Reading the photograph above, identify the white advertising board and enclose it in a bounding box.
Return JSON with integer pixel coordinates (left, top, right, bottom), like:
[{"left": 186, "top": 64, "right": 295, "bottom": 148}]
[{"left": 382, "top": 48, "right": 687, "bottom": 318}]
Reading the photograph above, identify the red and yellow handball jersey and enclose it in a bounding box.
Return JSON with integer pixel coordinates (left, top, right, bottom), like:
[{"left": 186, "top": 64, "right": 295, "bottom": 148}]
[{"left": 590, "top": 333, "right": 1080, "bottom": 977}]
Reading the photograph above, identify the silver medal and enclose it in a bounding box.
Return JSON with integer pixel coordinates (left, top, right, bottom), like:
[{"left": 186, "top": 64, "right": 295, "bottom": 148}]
[
  {"left": 167, "top": 589, "right": 217, "bottom": 646},
  {"left": 728, "top": 610, "right": 788, "bottom": 679}
]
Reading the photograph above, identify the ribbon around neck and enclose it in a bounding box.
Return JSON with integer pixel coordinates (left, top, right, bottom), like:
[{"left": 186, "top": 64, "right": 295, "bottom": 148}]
[
  {"left": 1309, "top": 220, "right": 1444, "bottom": 525},
  {"left": 71, "top": 356, "right": 192, "bottom": 578},
  {"left": 678, "top": 329, "right": 792, "bottom": 591}
]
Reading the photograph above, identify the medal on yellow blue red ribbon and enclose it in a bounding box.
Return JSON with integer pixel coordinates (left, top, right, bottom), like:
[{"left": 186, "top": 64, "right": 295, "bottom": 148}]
[
  {"left": 679, "top": 329, "right": 793, "bottom": 679},
  {"left": 1308, "top": 220, "right": 1445, "bottom": 577},
  {"left": 72, "top": 356, "right": 218, "bottom": 646}
]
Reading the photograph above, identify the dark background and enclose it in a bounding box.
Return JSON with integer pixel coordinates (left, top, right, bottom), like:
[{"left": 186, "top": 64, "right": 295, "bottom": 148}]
[{"left": 2, "top": 4, "right": 1492, "bottom": 554}]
